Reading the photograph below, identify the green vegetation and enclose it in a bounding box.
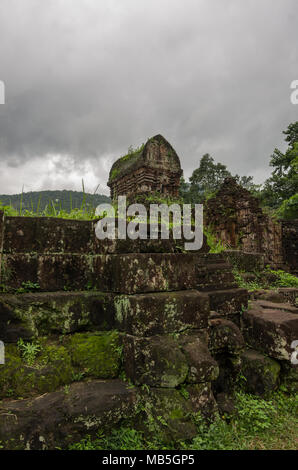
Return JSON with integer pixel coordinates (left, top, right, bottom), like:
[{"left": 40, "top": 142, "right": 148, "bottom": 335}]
[
  {"left": 261, "top": 123, "right": 298, "bottom": 211},
  {"left": 69, "top": 391, "right": 298, "bottom": 450},
  {"left": 180, "top": 121, "right": 298, "bottom": 220},
  {"left": 0, "top": 341, "right": 74, "bottom": 398},
  {"left": 0, "top": 188, "right": 110, "bottom": 219},
  {"left": 17, "top": 338, "right": 41, "bottom": 366},
  {"left": 15, "top": 281, "right": 40, "bottom": 294},
  {"left": 233, "top": 266, "right": 298, "bottom": 291},
  {"left": 120, "top": 143, "right": 145, "bottom": 161},
  {"left": 180, "top": 153, "right": 260, "bottom": 204},
  {"left": 276, "top": 193, "right": 298, "bottom": 220},
  {"left": 109, "top": 143, "right": 145, "bottom": 181},
  {"left": 0, "top": 332, "right": 122, "bottom": 399},
  {"left": 67, "top": 331, "right": 121, "bottom": 378},
  {"left": 204, "top": 225, "right": 228, "bottom": 253}
]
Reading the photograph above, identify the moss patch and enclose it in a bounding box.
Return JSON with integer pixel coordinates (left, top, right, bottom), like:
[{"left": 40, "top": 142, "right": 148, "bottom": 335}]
[
  {"left": 0, "top": 331, "right": 122, "bottom": 399},
  {"left": 67, "top": 331, "right": 121, "bottom": 378},
  {"left": 0, "top": 342, "right": 74, "bottom": 399}
]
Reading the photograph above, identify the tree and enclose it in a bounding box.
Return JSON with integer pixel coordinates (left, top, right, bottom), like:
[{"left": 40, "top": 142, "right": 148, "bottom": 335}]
[
  {"left": 180, "top": 154, "right": 258, "bottom": 204},
  {"left": 234, "top": 175, "right": 261, "bottom": 194},
  {"left": 262, "top": 122, "right": 298, "bottom": 210},
  {"left": 276, "top": 193, "right": 298, "bottom": 220},
  {"left": 188, "top": 154, "right": 232, "bottom": 202}
]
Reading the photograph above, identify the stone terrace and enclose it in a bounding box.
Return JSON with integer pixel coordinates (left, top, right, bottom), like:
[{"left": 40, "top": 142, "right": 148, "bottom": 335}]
[{"left": 0, "top": 210, "right": 297, "bottom": 449}]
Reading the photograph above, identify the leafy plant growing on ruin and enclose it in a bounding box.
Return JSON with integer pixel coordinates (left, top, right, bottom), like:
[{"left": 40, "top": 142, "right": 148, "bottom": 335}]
[
  {"left": 264, "top": 267, "right": 298, "bottom": 288},
  {"left": 16, "top": 281, "right": 40, "bottom": 293},
  {"left": 204, "top": 225, "right": 227, "bottom": 253},
  {"left": 17, "top": 338, "right": 41, "bottom": 366}
]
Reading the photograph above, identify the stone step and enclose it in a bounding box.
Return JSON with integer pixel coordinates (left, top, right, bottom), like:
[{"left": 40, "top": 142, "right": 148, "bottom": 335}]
[
  {"left": 204, "top": 288, "right": 248, "bottom": 316},
  {"left": 1, "top": 251, "right": 237, "bottom": 294},
  {"left": 0, "top": 289, "right": 211, "bottom": 341},
  {"left": 1, "top": 252, "right": 219, "bottom": 293},
  {"left": 242, "top": 301, "right": 298, "bottom": 361},
  {"left": 0, "top": 291, "right": 114, "bottom": 341},
  {"left": 2, "top": 215, "right": 209, "bottom": 255},
  {"left": 108, "top": 253, "right": 200, "bottom": 293},
  {"left": 0, "top": 379, "right": 136, "bottom": 450},
  {"left": 109, "top": 253, "right": 237, "bottom": 294},
  {"left": 277, "top": 288, "right": 298, "bottom": 306},
  {"left": 0, "top": 253, "right": 107, "bottom": 292},
  {"left": 114, "top": 290, "right": 210, "bottom": 336},
  {"left": 196, "top": 267, "right": 237, "bottom": 290},
  {"left": 252, "top": 299, "right": 298, "bottom": 314}
]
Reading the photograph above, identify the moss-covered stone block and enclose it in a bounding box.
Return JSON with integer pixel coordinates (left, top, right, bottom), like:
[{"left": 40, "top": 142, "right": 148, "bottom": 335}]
[
  {"left": 243, "top": 302, "right": 298, "bottom": 360},
  {"left": 0, "top": 379, "right": 136, "bottom": 449},
  {"left": 240, "top": 349, "right": 281, "bottom": 395},
  {"left": 109, "top": 253, "right": 199, "bottom": 294},
  {"left": 223, "top": 250, "right": 265, "bottom": 272},
  {"left": 123, "top": 334, "right": 188, "bottom": 387},
  {"left": 114, "top": 290, "right": 209, "bottom": 336},
  {"left": 1, "top": 254, "right": 39, "bottom": 290},
  {"left": 0, "top": 291, "right": 115, "bottom": 342},
  {"left": 0, "top": 343, "right": 74, "bottom": 399},
  {"left": 67, "top": 331, "right": 121, "bottom": 378},
  {"left": 186, "top": 382, "right": 218, "bottom": 419},
  {"left": 212, "top": 354, "right": 242, "bottom": 395},
  {"left": 196, "top": 262, "right": 237, "bottom": 291},
  {"left": 280, "top": 362, "right": 298, "bottom": 393},
  {"left": 137, "top": 382, "right": 217, "bottom": 443},
  {"left": 209, "top": 318, "right": 245, "bottom": 355},
  {"left": 37, "top": 254, "right": 92, "bottom": 291},
  {"left": 178, "top": 332, "right": 219, "bottom": 383},
  {"left": 3, "top": 216, "right": 95, "bottom": 255},
  {"left": 206, "top": 288, "right": 248, "bottom": 315},
  {"left": 137, "top": 388, "right": 197, "bottom": 442}
]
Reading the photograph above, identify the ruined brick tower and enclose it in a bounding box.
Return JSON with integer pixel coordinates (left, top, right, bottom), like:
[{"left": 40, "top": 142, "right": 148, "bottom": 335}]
[{"left": 108, "top": 134, "right": 182, "bottom": 201}]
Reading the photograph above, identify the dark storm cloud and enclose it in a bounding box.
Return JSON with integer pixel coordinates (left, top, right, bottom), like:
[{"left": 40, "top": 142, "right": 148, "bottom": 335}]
[{"left": 0, "top": 0, "right": 297, "bottom": 193}]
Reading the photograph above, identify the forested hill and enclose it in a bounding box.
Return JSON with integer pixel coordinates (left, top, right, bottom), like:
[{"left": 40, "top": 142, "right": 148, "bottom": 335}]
[{"left": 0, "top": 190, "right": 111, "bottom": 212}]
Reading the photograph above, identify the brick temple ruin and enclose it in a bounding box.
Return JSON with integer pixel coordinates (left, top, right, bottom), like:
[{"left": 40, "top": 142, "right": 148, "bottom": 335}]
[
  {"left": 0, "top": 135, "right": 297, "bottom": 449},
  {"left": 205, "top": 177, "right": 298, "bottom": 274},
  {"left": 108, "top": 134, "right": 182, "bottom": 201}
]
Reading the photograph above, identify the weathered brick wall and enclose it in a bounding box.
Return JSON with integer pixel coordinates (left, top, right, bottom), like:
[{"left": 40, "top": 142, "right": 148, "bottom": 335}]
[
  {"left": 282, "top": 220, "right": 298, "bottom": 274},
  {"left": 0, "top": 214, "right": 210, "bottom": 291},
  {"left": 205, "top": 178, "right": 286, "bottom": 270},
  {"left": 108, "top": 135, "right": 182, "bottom": 201}
]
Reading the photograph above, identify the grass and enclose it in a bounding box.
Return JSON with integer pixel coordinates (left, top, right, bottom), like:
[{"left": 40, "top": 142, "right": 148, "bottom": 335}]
[
  {"left": 69, "top": 391, "right": 298, "bottom": 451},
  {"left": 0, "top": 201, "right": 99, "bottom": 221},
  {"left": 0, "top": 180, "right": 101, "bottom": 220},
  {"left": 233, "top": 266, "right": 298, "bottom": 292}
]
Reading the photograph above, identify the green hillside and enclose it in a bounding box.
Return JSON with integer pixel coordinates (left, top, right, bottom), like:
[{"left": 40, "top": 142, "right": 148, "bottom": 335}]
[{"left": 0, "top": 190, "right": 110, "bottom": 213}]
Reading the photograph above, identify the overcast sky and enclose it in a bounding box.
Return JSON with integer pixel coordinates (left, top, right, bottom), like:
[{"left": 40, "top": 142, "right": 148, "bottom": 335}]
[{"left": 0, "top": 0, "right": 297, "bottom": 195}]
